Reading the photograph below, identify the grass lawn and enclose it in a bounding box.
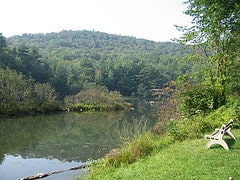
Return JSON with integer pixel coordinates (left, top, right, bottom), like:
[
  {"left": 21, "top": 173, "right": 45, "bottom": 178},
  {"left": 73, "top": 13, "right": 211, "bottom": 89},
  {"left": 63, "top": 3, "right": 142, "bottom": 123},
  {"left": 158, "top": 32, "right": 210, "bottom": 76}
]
[{"left": 87, "top": 129, "right": 240, "bottom": 179}]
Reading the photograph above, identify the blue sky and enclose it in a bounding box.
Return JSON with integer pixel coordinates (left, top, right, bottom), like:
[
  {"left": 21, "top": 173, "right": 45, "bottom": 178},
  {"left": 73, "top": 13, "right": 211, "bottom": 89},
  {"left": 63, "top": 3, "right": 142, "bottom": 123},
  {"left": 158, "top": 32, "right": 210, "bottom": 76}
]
[{"left": 1, "top": 0, "right": 192, "bottom": 42}]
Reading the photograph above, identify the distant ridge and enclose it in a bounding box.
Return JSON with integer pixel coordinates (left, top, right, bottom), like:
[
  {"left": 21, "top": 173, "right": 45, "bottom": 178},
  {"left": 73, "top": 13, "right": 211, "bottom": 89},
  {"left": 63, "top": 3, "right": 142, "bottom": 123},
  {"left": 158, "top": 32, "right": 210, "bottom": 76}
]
[
  {"left": 6, "top": 29, "right": 191, "bottom": 97},
  {"left": 7, "top": 30, "right": 184, "bottom": 61}
]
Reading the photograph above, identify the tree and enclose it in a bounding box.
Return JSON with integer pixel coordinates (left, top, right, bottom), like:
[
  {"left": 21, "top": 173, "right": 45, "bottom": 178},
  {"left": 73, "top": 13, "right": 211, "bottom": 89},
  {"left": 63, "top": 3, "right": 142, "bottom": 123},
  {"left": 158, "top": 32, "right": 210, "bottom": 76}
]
[
  {"left": 14, "top": 44, "right": 51, "bottom": 83},
  {"left": 0, "top": 67, "right": 60, "bottom": 115},
  {"left": 0, "top": 33, "right": 6, "bottom": 51},
  {"left": 178, "top": 0, "right": 240, "bottom": 104},
  {"left": 0, "top": 34, "right": 17, "bottom": 69}
]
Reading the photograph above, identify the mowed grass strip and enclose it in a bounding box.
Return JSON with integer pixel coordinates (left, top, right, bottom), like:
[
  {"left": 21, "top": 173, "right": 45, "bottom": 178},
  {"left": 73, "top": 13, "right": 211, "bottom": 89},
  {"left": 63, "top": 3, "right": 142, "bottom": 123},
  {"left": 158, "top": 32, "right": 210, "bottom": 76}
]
[{"left": 88, "top": 129, "right": 240, "bottom": 180}]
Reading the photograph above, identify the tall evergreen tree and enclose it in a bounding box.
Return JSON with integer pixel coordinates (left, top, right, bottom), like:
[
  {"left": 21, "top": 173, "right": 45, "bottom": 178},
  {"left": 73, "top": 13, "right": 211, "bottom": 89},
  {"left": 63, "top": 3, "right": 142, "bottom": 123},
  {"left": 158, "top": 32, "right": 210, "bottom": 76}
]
[{"left": 0, "top": 33, "right": 6, "bottom": 51}]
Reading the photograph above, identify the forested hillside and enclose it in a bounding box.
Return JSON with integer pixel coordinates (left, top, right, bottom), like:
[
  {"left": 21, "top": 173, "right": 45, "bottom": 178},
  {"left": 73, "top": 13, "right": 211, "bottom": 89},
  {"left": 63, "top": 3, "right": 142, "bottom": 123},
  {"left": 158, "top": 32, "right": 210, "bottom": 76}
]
[
  {"left": 7, "top": 30, "right": 191, "bottom": 98},
  {"left": 0, "top": 34, "right": 60, "bottom": 115}
]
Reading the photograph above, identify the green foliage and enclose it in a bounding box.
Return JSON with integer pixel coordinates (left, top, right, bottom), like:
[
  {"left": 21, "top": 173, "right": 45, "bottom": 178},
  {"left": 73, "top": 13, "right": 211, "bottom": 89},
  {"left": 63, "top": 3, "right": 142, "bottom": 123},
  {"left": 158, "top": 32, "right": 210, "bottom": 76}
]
[
  {"left": 9, "top": 43, "right": 51, "bottom": 83},
  {"left": 178, "top": 83, "right": 224, "bottom": 116},
  {"left": 0, "top": 33, "right": 57, "bottom": 115},
  {"left": 32, "top": 83, "right": 61, "bottom": 113},
  {"left": 0, "top": 33, "right": 6, "bottom": 50},
  {"left": 226, "top": 56, "right": 240, "bottom": 96},
  {"left": 66, "top": 103, "right": 129, "bottom": 112},
  {"left": 0, "top": 67, "right": 61, "bottom": 115},
  {"left": 152, "top": 93, "right": 181, "bottom": 135},
  {"left": 166, "top": 117, "right": 205, "bottom": 141},
  {"left": 65, "top": 85, "right": 131, "bottom": 111},
  {"left": 166, "top": 0, "right": 240, "bottom": 142},
  {"left": 178, "top": 0, "right": 240, "bottom": 105},
  {"left": 204, "top": 98, "right": 240, "bottom": 128},
  {"left": 7, "top": 30, "right": 191, "bottom": 98},
  {"left": 166, "top": 100, "right": 240, "bottom": 142},
  {"left": 98, "top": 132, "right": 174, "bottom": 168}
]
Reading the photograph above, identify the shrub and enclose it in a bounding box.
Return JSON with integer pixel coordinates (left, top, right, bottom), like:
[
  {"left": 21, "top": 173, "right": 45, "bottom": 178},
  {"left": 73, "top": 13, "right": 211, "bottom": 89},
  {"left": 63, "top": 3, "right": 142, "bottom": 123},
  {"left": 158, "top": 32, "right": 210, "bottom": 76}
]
[
  {"left": 203, "top": 99, "right": 240, "bottom": 129},
  {"left": 103, "top": 132, "right": 174, "bottom": 167},
  {"left": 0, "top": 68, "right": 61, "bottom": 115},
  {"left": 178, "top": 83, "right": 224, "bottom": 117},
  {"left": 152, "top": 94, "right": 181, "bottom": 135},
  {"left": 65, "top": 85, "right": 132, "bottom": 111},
  {"left": 166, "top": 99, "right": 240, "bottom": 142},
  {"left": 166, "top": 117, "right": 204, "bottom": 141}
]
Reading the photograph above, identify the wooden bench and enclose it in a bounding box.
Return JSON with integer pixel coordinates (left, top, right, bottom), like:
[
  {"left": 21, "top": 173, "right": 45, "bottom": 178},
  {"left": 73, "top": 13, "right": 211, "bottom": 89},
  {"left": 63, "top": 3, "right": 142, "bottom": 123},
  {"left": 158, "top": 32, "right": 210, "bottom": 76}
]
[{"left": 204, "top": 119, "right": 236, "bottom": 150}]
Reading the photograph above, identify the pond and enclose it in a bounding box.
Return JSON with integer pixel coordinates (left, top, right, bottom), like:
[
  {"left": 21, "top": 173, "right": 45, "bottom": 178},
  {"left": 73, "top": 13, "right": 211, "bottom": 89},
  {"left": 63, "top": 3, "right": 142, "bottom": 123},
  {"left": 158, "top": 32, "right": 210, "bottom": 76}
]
[{"left": 0, "top": 99, "right": 160, "bottom": 180}]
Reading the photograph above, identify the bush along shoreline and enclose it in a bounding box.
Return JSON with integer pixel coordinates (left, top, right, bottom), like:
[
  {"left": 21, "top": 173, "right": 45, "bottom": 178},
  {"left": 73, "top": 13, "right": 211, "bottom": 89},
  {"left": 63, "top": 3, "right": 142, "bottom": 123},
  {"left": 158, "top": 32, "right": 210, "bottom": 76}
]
[
  {"left": 65, "top": 102, "right": 132, "bottom": 112},
  {"left": 64, "top": 85, "right": 132, "bottom": 112},
  {"left": 0, "top": 67, "right": 62, "bottom": 117}
]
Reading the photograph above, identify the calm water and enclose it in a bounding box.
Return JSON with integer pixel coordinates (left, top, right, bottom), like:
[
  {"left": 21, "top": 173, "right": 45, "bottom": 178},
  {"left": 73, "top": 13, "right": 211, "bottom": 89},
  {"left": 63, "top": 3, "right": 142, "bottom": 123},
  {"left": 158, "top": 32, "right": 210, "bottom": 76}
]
[{"left": 0, "top": 99, "right": 159, "bottom": 180}]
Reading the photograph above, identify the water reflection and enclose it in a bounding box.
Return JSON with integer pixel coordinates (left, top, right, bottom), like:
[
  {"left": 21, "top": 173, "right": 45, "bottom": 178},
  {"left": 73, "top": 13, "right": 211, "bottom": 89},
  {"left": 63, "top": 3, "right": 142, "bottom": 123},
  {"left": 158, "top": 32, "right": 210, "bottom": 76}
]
[
  {"left": 0, "top": 112, "right": 126, "bottom": 164},
  {"left": 0, "top": 99, "right": 159, "bottom": 179}
]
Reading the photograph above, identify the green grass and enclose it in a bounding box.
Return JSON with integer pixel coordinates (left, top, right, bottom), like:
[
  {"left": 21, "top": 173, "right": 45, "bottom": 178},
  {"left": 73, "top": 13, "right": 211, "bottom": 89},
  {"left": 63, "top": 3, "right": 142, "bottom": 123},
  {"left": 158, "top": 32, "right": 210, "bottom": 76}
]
[{"left": 86, "top": 129, "right": 240, "bottom": 179}]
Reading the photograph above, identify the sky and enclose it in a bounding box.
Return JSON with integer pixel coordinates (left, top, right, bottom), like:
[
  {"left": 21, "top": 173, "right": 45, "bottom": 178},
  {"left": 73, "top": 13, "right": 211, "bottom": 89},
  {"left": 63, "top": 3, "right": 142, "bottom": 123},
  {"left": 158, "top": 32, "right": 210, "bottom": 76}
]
[{"left": 1, "top": 0, "right": 192, "bottom": 42}]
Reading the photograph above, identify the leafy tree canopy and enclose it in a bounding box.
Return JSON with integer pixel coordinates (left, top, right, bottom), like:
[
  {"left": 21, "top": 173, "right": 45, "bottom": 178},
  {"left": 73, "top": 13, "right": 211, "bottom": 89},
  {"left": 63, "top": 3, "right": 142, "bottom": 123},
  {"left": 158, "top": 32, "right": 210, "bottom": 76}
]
[
  {"left": 7, "top": 30, "right": 192, "bottom": 98},
  {"left": 175, "top": 0, "right": 240, "bottom": 116}
]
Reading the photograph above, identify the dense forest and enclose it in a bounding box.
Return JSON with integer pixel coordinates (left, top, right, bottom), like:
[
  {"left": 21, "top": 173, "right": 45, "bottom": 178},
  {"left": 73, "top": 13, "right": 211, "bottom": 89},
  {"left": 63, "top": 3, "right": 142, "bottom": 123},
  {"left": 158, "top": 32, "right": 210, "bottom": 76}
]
[
  {"left": 6, "top": 30, "right": 192, "bottom": 98},
  {"left": 0, "top": 30, "right": 193, "bottom": 115}
]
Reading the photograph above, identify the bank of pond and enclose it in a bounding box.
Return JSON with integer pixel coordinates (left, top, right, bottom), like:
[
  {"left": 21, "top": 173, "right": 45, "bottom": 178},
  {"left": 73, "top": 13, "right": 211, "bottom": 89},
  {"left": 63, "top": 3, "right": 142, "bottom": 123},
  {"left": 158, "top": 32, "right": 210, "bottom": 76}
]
[
  {"left": 65, "top": 102, "right": 132, "bottom": 112},
  {"left": 1, "top": 86, "right": 133, "bottom": 116}
]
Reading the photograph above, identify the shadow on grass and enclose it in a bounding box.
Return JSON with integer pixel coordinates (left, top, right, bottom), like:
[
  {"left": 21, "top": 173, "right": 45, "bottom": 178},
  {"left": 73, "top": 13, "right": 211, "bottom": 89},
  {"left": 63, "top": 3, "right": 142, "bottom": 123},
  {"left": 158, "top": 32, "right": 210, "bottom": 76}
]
[
  {"left": 205, "top": 138, "right": 236, "bottom": 150},
  {"left": 225, "top": 138, "right": 236, "bottom": 149}
]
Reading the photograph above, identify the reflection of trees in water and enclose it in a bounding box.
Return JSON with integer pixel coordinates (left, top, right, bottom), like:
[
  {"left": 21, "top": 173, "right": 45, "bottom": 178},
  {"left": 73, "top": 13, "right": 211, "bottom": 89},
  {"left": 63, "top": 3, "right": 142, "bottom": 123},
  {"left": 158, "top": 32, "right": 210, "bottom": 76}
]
[
  {"left": 120, "top": 116, "right": 149, "bottom": 139},
  {"left": 0, "top": 100, "right": 158, "bottom": 164},
  {"left": 30, "top": 112, "right": 125, "bottom": 162},
  {"left": 0, "top": 115, "right": 52, "bottom": 164},
  {"left": 0, "top": 152, "right": 5, "bottom": 165},
  {"left": 124, "top": 98, "right": 159, "bottom": 129},
  {"left": 0, "top": 112, "right": 125, "bottom": 162}
]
